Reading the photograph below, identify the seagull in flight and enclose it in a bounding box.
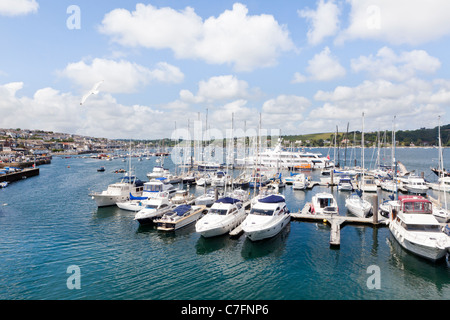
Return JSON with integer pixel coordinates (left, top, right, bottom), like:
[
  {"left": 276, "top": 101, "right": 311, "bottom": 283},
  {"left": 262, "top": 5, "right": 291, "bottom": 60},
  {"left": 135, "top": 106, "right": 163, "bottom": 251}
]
[{"left": 80, "top": 80, "right": 104, "bottom": 105}]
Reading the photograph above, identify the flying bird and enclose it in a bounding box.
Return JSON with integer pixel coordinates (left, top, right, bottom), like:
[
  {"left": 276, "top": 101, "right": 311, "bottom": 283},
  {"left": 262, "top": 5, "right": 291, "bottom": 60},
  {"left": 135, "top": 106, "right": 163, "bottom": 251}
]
[{"left": 80, "top": 80, "right": 104, "bottom": 105}]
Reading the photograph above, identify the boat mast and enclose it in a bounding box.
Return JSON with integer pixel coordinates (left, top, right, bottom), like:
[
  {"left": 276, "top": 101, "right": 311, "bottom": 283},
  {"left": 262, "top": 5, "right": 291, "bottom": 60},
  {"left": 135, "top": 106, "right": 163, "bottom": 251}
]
[
  {"left": 362, "top": 112, "right": 365, "bottom": 197},
  {"left": 438, "top": 115, "right": 447, "bottom": 210},
  {"left": 393, "top": 115, "right": 398, "bottom": 200}
]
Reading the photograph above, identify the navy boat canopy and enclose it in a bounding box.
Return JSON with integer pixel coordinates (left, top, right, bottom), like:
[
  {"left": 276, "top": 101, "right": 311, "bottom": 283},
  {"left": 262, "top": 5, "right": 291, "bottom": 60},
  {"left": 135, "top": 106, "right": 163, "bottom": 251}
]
[
  {"left": 129, "top": 193, "right": 148, "bottom": 201},
  {"left": 174, "top": 204, "right": 191, "bottom": 216},
  {"left": 259, "top": 195, "right": 285, "bottom": 203},
  {"left": 216, "top": 197, "right": 240, "bottom": 204}
]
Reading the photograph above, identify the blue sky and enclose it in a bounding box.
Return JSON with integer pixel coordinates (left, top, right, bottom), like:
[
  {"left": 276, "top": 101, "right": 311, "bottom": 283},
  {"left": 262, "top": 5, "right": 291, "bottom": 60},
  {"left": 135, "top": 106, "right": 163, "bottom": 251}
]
[{"left": 1, "top": 0, "right": 450, "bottom": 139}]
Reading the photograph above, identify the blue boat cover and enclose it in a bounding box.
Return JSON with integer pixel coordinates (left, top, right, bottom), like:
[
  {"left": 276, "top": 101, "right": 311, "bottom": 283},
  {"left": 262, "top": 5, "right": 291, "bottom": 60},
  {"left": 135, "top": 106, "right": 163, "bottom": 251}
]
[
  {"left": 129, "top": 193, "right": 148, "bottom": 200},
  {"left": 174, "top": 204, "right": 191, "bottom": 216},
  {"left": 216, "top": 197, "right": 240, "bottom": 204},
  {"left": 259, "top": 195, "right": 285, "bottom": 203}
]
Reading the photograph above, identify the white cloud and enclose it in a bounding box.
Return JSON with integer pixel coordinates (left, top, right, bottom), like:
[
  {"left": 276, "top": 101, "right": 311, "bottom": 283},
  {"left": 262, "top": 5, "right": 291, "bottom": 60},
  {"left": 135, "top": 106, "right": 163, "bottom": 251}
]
[
  {"left": 0, "top": 82, "right": 188, "bottom": 139},
  {"left": 307, "top": 78, "right": 449, "bottom": 132},
  {"left": 291, "top": 72, "right": 307, "bottom": 84},
  {"left": 99, "top": 3, "right": 294, "bottom": 71},
  {"left": 337, "top": 0, "right": 450, "bottom": 45},
  {"left": 59, "top": 58, "right": 184, "bottom": 94},
  {"left": 351, "top": 47, "right": 441, "bottom": 81},
  {"left": 293, "top": 47, "right": 346, "bottom": 83},
  {"left": 262, "top": 95, "right": 311, "bottom": 133},
  {"left": 180, "top": 75, "right": 260, "bottom": 103},
  {"left": 0, "top": 0, "right": 38, "bottom": 16},
  {"left": 298, "top": 0, "right": 340, "bottom": 45}
]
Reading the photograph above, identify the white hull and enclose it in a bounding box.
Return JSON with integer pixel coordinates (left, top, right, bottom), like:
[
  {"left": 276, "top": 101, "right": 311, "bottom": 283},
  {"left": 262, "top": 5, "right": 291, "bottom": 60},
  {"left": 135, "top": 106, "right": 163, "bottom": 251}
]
[
  {"left": 405, "top": 186, "right": 429, "bottom": 194},
  {"left": 117, "top": 200, "right": 146, "bottom": 211},
  {"left": 389, "top": 223, "right": 449, "bottom": 261},
  {"left": 92, "top": 193, "right": 130, "bottom": 207},
  {"left": 338, "top": 184, "right": 353, "bottom": 191},
  {"left": 135, "top": 209, "right": 168, "bottom": 224},
  {"left": 156, "top": 207, "right": 204, "bottom": 231},
  {"left": 345, "top": 197, "right": 372, "bottom": 218},
  {"left": 197, "top": 213, "right": 246, "bottom": 238},
  {"left": 380, "top": 181, "right": 397, "bottom": 192},
  {"left": 243, "top": 214, "right": 290, "bottom": 241}
]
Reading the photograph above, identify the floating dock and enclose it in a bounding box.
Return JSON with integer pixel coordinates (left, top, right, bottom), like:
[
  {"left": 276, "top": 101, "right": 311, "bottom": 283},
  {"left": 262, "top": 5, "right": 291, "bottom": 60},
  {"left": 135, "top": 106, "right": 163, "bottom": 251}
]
[
  {"left": 290, "top": 212, "right": 388, "bottom": 247},
  {"left": 229, "top": 200, "right": 252, "bottom": 238}
]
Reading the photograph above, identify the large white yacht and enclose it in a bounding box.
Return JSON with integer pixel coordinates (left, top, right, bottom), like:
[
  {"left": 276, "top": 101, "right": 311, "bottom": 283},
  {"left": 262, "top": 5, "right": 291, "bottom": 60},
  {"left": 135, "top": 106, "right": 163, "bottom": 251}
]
[
  {"left": 235, "top": 139, "right": 334, "bottom": 170},
  {"left": 90, "top": 174, "right": 144, "bottom": 207},
  {"left": 241, "top": 194, "right": 290, "bottom": 241},
  {"left": 387, "top": 195, "right": 450, "bottom": 261},
  {"left": 195, "top": 197, "right": 247, "bottom": 238}
]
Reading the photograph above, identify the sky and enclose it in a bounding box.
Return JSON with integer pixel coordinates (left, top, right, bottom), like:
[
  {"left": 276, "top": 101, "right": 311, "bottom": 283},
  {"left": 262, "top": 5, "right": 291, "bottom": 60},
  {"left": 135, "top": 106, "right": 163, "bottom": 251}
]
[{"left": 1, "top": 0, "right": 450, "bottom": 140}]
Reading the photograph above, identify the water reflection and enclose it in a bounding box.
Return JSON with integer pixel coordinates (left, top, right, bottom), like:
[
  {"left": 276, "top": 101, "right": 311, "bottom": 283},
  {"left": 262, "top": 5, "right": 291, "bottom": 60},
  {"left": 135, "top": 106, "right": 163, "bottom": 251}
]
[
  {"left": 195, "top": 234, "right": 235, "bottom": 255},
  {"left": 386, "top": 235, "right": 450, "bottom": 294},
  {"left": 241, "top": 224, "right": 291, "bottom": 260}
]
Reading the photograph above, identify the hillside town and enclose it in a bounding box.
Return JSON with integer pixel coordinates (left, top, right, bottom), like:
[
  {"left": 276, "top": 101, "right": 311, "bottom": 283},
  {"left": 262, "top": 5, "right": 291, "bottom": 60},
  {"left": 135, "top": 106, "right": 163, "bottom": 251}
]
[{"left": 0, "top": 128, "right": 128, "bottom": 165}]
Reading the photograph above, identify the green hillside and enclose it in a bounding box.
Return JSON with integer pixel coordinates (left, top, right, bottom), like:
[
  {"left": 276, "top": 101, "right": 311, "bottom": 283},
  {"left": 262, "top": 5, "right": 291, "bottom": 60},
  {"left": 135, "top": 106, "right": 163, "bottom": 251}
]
[{"left": 282, "top": 124, "right": 450, "bottom": 147}]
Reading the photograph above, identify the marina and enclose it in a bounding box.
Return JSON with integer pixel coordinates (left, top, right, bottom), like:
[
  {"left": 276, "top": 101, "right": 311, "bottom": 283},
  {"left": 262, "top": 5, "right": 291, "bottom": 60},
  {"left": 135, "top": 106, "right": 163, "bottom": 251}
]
[{"left": 0, "top": 145, "right": 449, "bottom": 300}]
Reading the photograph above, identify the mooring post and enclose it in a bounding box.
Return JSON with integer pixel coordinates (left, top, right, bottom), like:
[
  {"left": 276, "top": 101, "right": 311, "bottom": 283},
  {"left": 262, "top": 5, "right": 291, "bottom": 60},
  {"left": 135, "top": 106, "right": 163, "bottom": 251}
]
[{"left": 373, "top": 193, "right": 379, "bottom": 225}]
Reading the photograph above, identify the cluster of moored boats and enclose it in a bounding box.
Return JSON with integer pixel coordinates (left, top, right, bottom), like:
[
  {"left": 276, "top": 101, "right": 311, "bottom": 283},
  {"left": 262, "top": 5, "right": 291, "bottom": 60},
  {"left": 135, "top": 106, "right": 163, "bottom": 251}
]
[
  {"left": 89, "top": 172, "right": 291, "bottom": 240},
  {"left": 88, "top": 117, "right": 450, "bottom": 262},
  {"left": 89, "top": 162, "right": 450, "bottom": 262}
]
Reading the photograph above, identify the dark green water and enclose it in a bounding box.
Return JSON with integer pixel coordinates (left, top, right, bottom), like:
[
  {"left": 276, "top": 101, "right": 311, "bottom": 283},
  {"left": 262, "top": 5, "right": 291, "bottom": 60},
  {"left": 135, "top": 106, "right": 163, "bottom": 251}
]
[{"left": 0, "top": 147, "right": 448, "bottom": 300}]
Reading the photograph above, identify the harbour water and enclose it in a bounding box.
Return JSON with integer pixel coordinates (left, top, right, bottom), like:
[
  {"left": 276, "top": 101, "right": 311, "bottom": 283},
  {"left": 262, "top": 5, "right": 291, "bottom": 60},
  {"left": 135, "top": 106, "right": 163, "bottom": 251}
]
[{"left": 0, "top": 147, "right": 449, "bottom": 300}]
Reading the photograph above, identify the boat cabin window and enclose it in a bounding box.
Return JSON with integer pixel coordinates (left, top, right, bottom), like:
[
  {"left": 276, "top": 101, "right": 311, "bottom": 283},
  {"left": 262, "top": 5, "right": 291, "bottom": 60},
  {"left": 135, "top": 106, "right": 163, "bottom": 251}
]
[
  {"left": 145, "top": 184, "right": 162, "bottom": 192},
  {"left": 319, "top": 198, "right": 333, "bottom": 208},
  {"left": 402, "top": 201, "right": 432, "bottom": 214},
  {"left": 145, "top": 204, "right": 158, "bottom": 209},
  {"left": 403, "top": 223, "right": 442, "bottom": 232},
  {"left": 209, "top": 208, "right": 228, "bottom": 215},
  {"left": 250, "top": 208, "right": 274, "bottom": 216}
]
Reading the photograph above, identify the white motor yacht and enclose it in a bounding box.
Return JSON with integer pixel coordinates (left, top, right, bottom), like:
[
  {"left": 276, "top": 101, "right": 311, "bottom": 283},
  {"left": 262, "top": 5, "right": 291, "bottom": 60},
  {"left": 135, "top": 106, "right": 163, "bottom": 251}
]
[
  {"left": 142, "top": 179, "right": 176, "bottom": 199},
  {"left": 90, "top": 174, "right": 144, "bottom": 207},
  {"left": 430, "top": 176, "right": 450, "bottom": 193},
  {"left": 241, "top": 194, "right": 290, "bottom": 241},
  {"left": 387, "top": 195, "right": 450, "bottom": 261},
  {"left": 380, "top": 179, "right": 398, "bottom": 193},
  {"left": 402, "top": 175, "right": 428, "bottom": 194},
  {"left": 338, "top": 176, "right": 353, "bottom": 191},
  {"left": 308, "top": 192, "right": 338, "bottom": 215},
  {"left": 171, "top": 189, "right": 195, "bottom": 204},
  {"left": 195, "top": 188, "right": 217, "bottom": 206},
  {"left": 147, "top": 166, "right": 170, "bottom": 180},
  {"left": 345, "top": 191, "right": 372, "bottom": 218},
  {"left": 359, "top": 177, "right": 378, "bottom": 193},
  {"left": 196, "top": 197, "right": 247, "bottom": 238},
  {"left": 292, "top": 173, "right": 309, "bottom": 190},
  {"left": 155, "top": 204, "right": 206, "bottom": 231},
  {"left": 134, "top": 196, "right": 176, "bottom": 225}
]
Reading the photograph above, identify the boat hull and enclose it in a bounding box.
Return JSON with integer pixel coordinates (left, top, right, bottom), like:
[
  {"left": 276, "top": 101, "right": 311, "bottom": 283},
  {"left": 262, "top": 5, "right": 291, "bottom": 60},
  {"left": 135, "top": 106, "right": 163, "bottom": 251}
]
[
  {"left": 91, "top": 194, "right": 130, "bottom": 207},
  {"left": 197, "top": 213, "right": 246, "bottom": 238},
  {"left": 157, "top": 210, "right": 203, "bottom": 231},
  {"left": 389, "top": 223, "right": 449, "bottom": 261},
  {"left": 243, "top": 215, "right": 290, "bottom": 241}
]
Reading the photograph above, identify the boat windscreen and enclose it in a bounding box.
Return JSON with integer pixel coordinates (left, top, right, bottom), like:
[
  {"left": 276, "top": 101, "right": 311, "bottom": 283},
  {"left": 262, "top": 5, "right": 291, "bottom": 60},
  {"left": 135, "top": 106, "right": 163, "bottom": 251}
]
[{"left": 250, "top": 208, "right": 274, "bottom": 216}]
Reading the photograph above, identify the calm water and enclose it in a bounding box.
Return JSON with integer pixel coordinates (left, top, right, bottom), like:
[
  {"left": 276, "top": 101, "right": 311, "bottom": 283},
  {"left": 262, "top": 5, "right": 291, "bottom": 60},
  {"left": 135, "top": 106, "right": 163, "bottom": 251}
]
[{"left": 0, "top": 147, "right": 449, "bottom": 300}]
